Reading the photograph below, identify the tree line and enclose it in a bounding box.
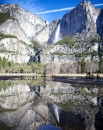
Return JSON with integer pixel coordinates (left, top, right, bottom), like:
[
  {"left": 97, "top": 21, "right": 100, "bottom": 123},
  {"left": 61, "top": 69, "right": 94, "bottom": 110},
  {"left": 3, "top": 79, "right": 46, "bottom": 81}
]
[
  {"left": 0, "top": 56, "right": 10, "bottom": 69},
  {"left": 0, "top": 56, "right": 42, "bottom": 74},
  {"left": 0, "top": 56, "right": 103, "bottom": 74},
  {"left": 81, "top": 57, "right": 103, "bottom": 74}
]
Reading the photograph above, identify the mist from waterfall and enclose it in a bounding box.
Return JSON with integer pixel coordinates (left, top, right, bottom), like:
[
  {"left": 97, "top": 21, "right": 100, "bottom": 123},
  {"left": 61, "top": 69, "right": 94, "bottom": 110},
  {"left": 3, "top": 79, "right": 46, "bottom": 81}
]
[{"left": 54, "top": 23, "right": 61, "bottom": 43}]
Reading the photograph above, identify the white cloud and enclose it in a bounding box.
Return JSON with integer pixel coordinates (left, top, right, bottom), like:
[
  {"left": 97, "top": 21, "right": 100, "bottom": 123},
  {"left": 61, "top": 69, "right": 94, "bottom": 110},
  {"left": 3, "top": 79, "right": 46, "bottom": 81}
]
[
  {"left": 36, "top": 3, "right": 103, "bottom": 14},
  {"left": 36, "top": 7, "right": 74, "bottom": 14},
  {"left": 94, "top": 3, "right": 103, "bottom": 7}
]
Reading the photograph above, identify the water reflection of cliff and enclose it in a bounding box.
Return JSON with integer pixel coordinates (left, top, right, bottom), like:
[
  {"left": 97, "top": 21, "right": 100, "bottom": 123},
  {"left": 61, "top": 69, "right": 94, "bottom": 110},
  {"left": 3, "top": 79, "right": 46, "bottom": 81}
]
[{"left": 0, "top": 78, "right": 103, "bottom": 130}]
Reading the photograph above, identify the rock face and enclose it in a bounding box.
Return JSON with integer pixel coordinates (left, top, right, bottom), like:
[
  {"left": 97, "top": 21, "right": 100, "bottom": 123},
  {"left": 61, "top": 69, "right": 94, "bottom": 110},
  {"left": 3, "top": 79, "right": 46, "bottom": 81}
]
[
  {"left": 0, "top": 19, "right": 32, "bottom": 45},
  {"left": 0, "top": 4, "right": 48, "bottom": 38},
  {"left": 0, "top": 4, "right": 48, "bottom": 63},
  {"left": 0, "top": 1, "right": 103, "bottom": 63},
  {"left": 60, "top": 1, "right": 100, "bottom": 38},
  {"left": 34, "top": 19, "right": 60, "bottom": 46},
  {"left": 34, "top": 1, "right": 103, "bottom": 45},
  {"left": 40, "top": 40, "right": 98, "bottom": 64},
  {"left": 0, "top": 38, "right": 34, "bottom": 63},
  {"left": 33, "top": 1, "right": 103, "bottom": 64}
]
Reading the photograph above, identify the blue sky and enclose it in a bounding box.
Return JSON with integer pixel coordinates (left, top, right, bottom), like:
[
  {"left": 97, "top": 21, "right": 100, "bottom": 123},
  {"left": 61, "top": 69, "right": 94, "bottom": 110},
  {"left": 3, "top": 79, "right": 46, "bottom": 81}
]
[{"left": 0, "top": 0, "right": 103, "bottom": 22}]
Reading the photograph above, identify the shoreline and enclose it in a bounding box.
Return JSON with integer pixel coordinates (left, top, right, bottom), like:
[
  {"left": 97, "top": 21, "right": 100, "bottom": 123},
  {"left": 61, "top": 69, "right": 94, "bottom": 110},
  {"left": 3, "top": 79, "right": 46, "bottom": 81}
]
[
  {"left": 0, "top": 73, "right": 103, "bottom": 80},
  {"left": 0, "top": 73, "right": 103, "bottom": 84},
  {"left": 0, "top": 73, "right": 103, "bottom": 77},
  {"left": 0, "top": 73, "right": 41, "bottom": 76}
]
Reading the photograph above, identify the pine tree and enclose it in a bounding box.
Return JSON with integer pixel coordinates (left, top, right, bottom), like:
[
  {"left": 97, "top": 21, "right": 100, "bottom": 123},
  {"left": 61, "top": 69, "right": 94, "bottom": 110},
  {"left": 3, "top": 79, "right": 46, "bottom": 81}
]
[
  {"left": 0, "top": 57, "right": 2, "bottom": 68},
  {"left": 2, "top": 57, "right": 8, "bottom": 68},
  {"left": 99, "top": 57, "right": 103, "bottom": 73},
  {"left": 81, "top": 57, "right": 86, "bottom": 74}
]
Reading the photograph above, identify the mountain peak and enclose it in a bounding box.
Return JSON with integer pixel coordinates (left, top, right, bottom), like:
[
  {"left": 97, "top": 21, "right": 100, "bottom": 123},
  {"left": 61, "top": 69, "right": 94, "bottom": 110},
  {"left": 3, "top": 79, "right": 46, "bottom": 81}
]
[
  {"left": 33, "top": 0, "right": 102, "bottom": 45},
  {"left": 0, "top": 3, "right": 21, "bottom": 10},
  {"left": 77, "top": 0, "right": 94, "bottom": 11},
  {"left": 81, "top": 0, "right": 91, "bottom": 3},
  {"left": 59, "top": 0, "right": 101, "bottom": 38}
]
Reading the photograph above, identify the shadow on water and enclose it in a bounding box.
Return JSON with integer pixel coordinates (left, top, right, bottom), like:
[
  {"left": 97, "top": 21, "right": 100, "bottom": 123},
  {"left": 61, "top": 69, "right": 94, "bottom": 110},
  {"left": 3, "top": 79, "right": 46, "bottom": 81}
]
[
  {"left": 94, "top": 99, "right": 103, "bottom": 130},
  {"left": 0, "top": 76, "right": 23, "bottom": 80},
  {"left": 0, "top": 122, "right": 11, "bottom": 130},
  {"left": 40, "top": 124, "right": 61, "bottom": 130},
  {"left": 29, "top": 85, "right": 42, "bottom": 98}
]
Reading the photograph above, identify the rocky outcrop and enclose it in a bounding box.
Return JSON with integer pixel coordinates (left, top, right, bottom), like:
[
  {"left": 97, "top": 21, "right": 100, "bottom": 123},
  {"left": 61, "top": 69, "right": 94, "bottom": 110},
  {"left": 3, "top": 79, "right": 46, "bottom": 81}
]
[
  {"left": 0, "top": 19, "right": 32, "bottom": 45},
  {"left": 34, "top": 1, "right": 103, "bottom": 64},
  {"left": 1, "top": 1, "right": 102, "bottom": 46},
  {"left": 0, "top": 38, "right": 34, "bottom": 63},
  {"left": 34, "top": 1, "right": 103, "bottom": 45},
  {"left": 0, "top": 1, "right": 103, "bottom": 64},
  {"left": 60, "top": 1, "right": 100, "bottom": 38},
  {"left": 40, "top": 40, "right": 98, "bottom": 64},
  {"left": 34, "top": 19, "right": 60, "bottom": 46},
  {"left": 41, "top": 54, "right": 75, "bottom": 64},
  {"left": 0, "top": 4, "right": 48, "bottom": 38},
  {"left": 0, "top": 4, "right": 48, "bottom": 63}
]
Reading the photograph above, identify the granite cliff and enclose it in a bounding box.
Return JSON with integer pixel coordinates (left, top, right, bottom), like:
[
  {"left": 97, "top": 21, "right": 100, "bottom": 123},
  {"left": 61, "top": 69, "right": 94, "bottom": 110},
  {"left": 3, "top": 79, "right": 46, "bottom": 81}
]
[
  {"left": 0, "top": 1, "right": 103, "bottom": 64},
  {"left": 35, "top": 1, "right": 103, "bottom": 45},
  {"left": 33, "top": 1, "right": 103, "bottom": 65},
  {"left": 0, "top": 4, "right": 48, "bottom": 63}
]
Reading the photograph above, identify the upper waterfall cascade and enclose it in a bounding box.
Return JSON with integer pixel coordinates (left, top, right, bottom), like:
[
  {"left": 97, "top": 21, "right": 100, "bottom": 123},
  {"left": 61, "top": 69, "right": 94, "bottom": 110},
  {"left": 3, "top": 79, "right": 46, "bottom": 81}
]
[{"left": 54, "top": 23, "right": 61, "bottom": 43}]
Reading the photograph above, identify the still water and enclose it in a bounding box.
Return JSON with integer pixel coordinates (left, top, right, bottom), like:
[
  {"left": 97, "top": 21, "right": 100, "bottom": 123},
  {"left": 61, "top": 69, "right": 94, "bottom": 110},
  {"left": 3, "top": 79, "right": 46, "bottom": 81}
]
[{"left": 0, "top": 76, "right": 103, "bottom": 130}]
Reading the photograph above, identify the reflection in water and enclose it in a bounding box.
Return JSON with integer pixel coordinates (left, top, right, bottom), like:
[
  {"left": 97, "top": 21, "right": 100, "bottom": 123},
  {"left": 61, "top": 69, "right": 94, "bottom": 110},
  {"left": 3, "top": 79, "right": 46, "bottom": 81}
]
[
  {"left": 47, "top": 102, "right": 85, "bottom": 130},
  {"left": 95, "top": 99, "right": 103, "bottom": 130},
  {"left": 0, "top": 77, "right": 103, "bottom": 130},
  {"left": 39, "top": 124, "right": 61, "bottom": 130}
]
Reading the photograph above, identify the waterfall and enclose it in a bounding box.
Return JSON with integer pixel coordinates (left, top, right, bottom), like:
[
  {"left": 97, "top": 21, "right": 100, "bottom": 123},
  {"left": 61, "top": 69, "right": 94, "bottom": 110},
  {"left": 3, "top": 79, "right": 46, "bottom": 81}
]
[
  {"left": 54, "top": 104, "right": 60, "bottom": 123},
  {"left": 54, "top": 23, "right": 61, "bottom": 43}
]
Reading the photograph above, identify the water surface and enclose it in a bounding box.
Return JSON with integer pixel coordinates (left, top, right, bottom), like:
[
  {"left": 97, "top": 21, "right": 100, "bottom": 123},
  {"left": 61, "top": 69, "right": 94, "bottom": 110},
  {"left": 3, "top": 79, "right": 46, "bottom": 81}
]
[{"left": 0, "top": 76, "right": 103, "bottom": 130}]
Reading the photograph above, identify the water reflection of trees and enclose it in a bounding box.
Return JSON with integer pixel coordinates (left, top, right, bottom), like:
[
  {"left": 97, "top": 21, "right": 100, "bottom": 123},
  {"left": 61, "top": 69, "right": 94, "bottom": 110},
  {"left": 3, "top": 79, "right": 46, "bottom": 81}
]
[{"left": 0, "top": 80, "right": 14, "bottom": 92}]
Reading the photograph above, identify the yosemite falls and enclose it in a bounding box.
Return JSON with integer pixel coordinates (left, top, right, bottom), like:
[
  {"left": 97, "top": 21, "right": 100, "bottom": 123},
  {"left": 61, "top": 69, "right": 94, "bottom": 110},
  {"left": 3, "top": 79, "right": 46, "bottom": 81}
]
[{"left": 54, "top": 23, "right": 61, "bottom": 43}]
